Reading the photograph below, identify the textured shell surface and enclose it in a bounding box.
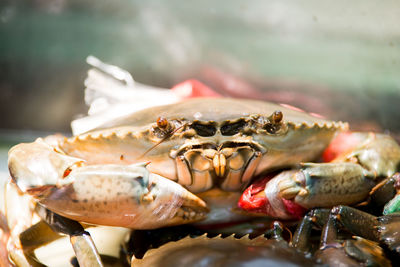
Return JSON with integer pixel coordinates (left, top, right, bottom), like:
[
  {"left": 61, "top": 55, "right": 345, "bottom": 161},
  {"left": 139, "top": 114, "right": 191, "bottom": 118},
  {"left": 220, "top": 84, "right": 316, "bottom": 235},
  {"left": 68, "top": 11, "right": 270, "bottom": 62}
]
[
  {"left": 93, "top": 97, "right": 342, "bottom": 131},
  {"left": 133, "top": 234, "right": 323, "bottom": 267}
]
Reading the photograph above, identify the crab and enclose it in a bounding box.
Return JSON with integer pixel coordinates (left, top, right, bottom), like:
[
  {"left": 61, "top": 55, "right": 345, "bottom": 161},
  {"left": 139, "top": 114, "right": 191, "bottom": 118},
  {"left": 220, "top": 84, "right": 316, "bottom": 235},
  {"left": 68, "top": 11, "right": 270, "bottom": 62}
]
[
  {"left": 5, "top": 92, "right": 400, "bottom": 266},
  {"left": 130, "top": 219, "right": 393, "bottom": 267}
]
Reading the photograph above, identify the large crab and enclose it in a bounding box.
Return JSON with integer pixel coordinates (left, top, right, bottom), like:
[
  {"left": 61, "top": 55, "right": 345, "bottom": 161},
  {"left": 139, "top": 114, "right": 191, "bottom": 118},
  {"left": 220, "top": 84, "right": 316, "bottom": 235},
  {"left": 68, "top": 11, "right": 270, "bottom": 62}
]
[
  {"left": 6, "top": 96, "right": 400, "bottom": 266},
  {"left": 4, "top": 58, "right": 400, "bottom": 266}
]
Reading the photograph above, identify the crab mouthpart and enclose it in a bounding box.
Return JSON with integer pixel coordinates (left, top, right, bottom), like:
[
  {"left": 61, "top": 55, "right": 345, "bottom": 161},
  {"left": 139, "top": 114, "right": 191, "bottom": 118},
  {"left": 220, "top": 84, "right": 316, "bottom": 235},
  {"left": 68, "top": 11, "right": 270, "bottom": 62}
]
[{"left": 213, "top": 152, "right": 227, "bottom": 177}]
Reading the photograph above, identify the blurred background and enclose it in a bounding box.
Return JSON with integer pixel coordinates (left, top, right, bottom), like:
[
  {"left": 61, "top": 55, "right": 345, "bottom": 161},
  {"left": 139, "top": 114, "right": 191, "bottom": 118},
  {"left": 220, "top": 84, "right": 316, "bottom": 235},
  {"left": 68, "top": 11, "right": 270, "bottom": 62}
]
[{"left": 0, "top": 0, "right": 400, "bottom": 173}]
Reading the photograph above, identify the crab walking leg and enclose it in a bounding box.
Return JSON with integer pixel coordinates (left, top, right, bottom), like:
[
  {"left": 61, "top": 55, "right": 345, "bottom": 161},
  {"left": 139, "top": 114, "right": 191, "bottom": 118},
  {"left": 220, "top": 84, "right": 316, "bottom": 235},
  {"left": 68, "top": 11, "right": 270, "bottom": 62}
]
[
  {"left": 8, "top": 139, "right": 208, "bottom": 229},
  {"left": 291, "top": 209, "right": 330, "bottom": 253},
  {"left": 318, "top": 206, "right": 400, "bottom": 253},
  {"left": 299, "top": 207, "right": 391, "bottom": 267}
]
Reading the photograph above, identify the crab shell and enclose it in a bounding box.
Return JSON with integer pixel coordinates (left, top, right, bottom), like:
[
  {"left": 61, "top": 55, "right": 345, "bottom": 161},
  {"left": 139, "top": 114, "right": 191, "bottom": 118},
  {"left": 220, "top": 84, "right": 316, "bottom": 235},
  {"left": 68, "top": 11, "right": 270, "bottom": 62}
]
[{"left": 132, "top": 234, "right": 322, "bottom": 267}]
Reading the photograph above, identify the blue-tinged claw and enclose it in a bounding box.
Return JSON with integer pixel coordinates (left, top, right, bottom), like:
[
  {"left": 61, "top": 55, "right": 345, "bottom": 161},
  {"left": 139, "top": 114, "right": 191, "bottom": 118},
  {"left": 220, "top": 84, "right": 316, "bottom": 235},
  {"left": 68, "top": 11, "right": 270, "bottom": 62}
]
[
  {"left": 383, "top": 194, "right": 400, "bottom": 215},
  {"left": 383, "top": 173, "right": 400, "bottom": 215}
]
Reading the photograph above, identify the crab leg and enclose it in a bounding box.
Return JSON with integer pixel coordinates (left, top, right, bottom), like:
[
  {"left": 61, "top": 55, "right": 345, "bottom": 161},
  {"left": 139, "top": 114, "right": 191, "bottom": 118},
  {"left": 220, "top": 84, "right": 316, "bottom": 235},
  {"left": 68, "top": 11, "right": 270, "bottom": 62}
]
[
  {"left": 303, "top": 207, "right": 391, "bottom": 267},
  {"left": 291, "top": 209, "right": 330, "bottom": 253},
  {"left": 4, "top": 181, "right": 40, "bottom": 267},
  {"left": 322, "top": 206, "right": 400, "bottom": 254},
  {"left": 8, "top": 138, "right": 208, "bottom": 229},
  {"left": 239, "top": 132, "right": 400, "bottom": 219},
  {"left": 35, "top": 207, "right": 103, "bottom": 267}
]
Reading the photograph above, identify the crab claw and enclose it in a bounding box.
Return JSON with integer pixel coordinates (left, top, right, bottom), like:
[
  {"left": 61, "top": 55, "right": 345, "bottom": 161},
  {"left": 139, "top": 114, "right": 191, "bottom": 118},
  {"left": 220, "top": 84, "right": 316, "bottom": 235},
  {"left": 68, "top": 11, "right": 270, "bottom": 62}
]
[
  {"left": 238, "top": 172, "right": 307, "bottom": 220},
  {"left": 8, "top": 139, "right": 208, "bottom": 229},
  {"left": 239, "top": 162, "right": 376, "bottom": 220},
  {"left": 37, "top": 164, "right": 209, "bottom": 229}
]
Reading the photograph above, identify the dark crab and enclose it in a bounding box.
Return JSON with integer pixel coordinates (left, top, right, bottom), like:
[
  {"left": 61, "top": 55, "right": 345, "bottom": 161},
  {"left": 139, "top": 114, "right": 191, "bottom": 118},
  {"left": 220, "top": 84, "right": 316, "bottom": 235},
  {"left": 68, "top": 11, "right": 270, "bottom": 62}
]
[
  {"left": 131, "top": 222, "right": 322, "bottom": 267},
  {"left": 128, "top": 219, "right": 392, "bottom": 267}
]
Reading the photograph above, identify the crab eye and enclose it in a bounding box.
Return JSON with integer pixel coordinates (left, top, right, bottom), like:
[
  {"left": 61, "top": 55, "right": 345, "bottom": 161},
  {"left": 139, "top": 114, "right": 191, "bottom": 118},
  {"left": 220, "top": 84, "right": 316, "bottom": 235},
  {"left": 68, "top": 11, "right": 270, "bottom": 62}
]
[
  {"left": 151, "top": 117, "right": 175, "bottom": 139},
  {"left": 157, "top": 117, "right": 169, "bottom": 129},
  {"left": 221, "top": 120, "right": 246, "bottom": 136},
  {"left": 264, "top": 110, "right": 284, "bottom": 134},
  {"left": 191, "top": 122, "right": 216, "bottom": 137},
  {"left": 272, "top": 110, "right": 283, "bottom": 123}
]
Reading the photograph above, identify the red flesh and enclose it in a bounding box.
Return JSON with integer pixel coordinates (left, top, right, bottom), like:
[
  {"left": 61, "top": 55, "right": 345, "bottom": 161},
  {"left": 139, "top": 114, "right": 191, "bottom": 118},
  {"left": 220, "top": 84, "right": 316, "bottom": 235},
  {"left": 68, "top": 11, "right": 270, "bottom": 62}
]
[
  {"left": 238, "top": 176, "right": 271, "bottom": 214},
  {"left": 238, "top": 175, "right": 306, "bottom": 220}
]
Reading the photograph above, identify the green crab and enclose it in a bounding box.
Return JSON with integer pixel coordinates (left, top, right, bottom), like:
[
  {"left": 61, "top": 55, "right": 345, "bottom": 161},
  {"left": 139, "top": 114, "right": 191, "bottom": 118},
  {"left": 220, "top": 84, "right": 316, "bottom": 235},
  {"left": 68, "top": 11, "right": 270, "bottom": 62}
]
[{"left": 6, "top": 96, "right": 400, "bottom": 266}]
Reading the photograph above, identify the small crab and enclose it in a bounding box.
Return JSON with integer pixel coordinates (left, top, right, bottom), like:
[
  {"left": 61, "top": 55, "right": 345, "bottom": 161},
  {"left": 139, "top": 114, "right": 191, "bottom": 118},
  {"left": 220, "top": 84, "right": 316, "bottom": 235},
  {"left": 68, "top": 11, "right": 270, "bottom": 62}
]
[{"left": 6, "top": 93, "right": 400, "bottom": 266}]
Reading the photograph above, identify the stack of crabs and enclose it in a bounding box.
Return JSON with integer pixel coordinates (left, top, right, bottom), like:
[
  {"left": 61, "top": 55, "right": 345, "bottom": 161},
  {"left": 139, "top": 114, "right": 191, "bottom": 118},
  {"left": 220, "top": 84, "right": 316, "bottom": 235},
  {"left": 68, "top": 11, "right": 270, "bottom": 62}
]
[{"left": 3, "top": 74, "right": 400, "bottom": 266}]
